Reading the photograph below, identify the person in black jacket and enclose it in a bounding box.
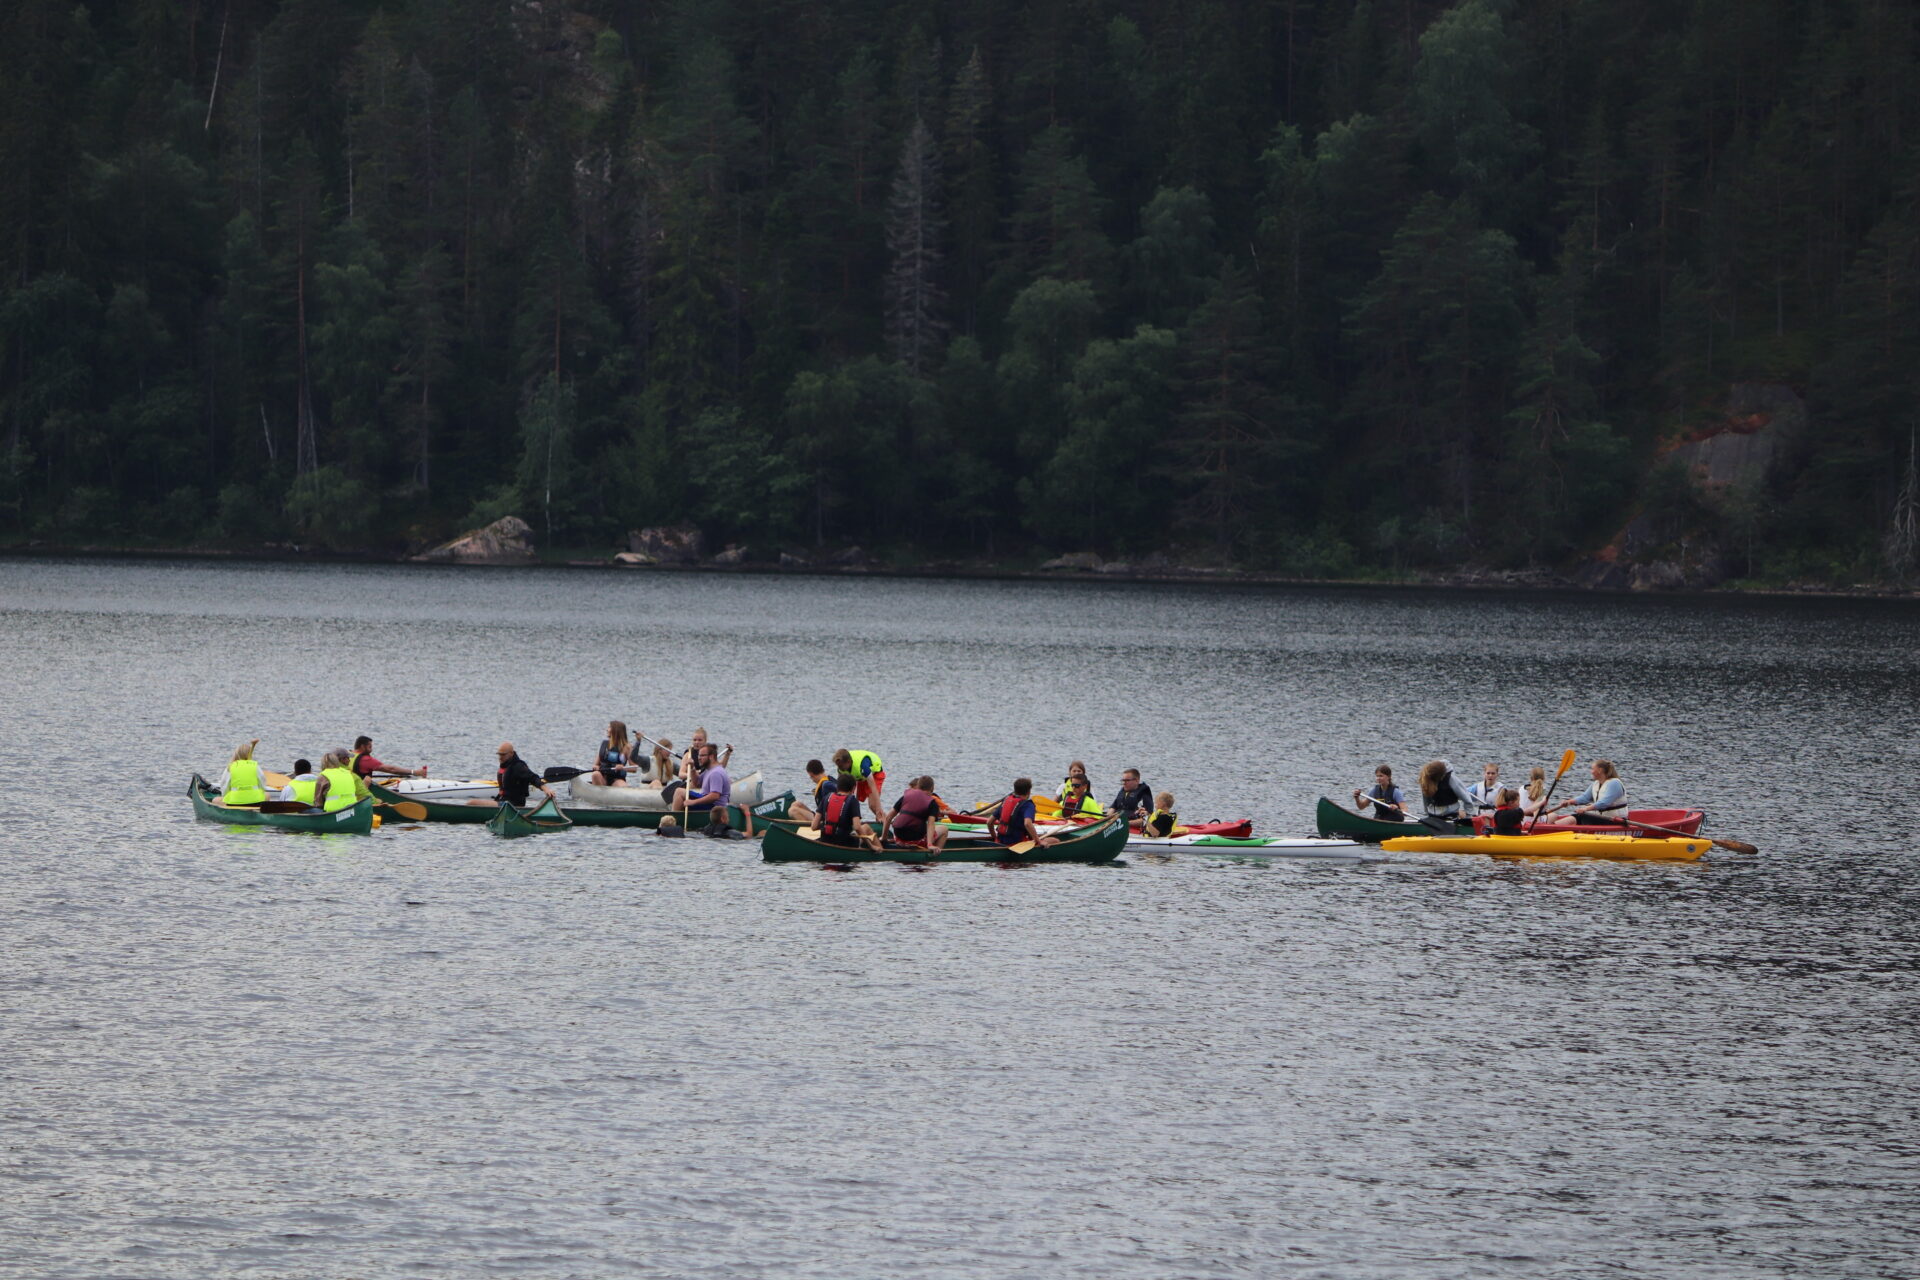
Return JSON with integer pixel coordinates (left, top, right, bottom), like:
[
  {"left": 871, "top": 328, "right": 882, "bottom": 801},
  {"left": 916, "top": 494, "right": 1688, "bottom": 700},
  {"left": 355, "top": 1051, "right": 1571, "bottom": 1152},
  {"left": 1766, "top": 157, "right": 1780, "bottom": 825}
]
[
  {"left": 1112, "top": 767, "right": 1154, "bottom": 825},
  {"left": 494, "top": 742, "right": 557, "bottom": 807}
]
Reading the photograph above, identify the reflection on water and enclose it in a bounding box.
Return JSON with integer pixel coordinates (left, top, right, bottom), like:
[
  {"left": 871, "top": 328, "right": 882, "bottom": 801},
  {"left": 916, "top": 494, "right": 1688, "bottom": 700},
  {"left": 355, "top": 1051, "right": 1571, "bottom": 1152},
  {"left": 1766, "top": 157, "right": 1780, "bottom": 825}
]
[{"left": 0, "top": 557, "right": 1915, "bottom": 1277}]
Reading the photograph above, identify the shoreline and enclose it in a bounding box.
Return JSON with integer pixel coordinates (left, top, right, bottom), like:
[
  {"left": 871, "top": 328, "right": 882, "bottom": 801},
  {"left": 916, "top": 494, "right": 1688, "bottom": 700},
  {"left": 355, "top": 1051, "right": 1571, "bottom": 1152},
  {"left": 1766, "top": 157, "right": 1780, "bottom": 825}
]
[{"left": 3, "top": 540, "right": 1916, "bottom": 601}]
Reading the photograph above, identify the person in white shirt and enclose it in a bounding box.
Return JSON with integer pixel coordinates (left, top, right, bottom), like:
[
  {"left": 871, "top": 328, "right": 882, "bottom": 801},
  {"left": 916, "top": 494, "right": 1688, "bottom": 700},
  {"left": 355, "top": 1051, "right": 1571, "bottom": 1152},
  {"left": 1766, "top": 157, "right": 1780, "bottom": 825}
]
[
  {"left": 1545, "top": 759, "right": 1629, "bottom": 826},
  {"left": 277, "top": 758, "right": 321, "bottom": 805},
  {"left": 1466, "top": 762, "right": 1502, "bottom": 811}
]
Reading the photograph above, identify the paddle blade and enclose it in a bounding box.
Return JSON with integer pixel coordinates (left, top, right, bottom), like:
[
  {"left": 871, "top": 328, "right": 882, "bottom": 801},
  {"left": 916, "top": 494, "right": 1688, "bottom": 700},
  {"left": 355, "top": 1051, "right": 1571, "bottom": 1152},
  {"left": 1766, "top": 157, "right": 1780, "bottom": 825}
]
[
  {"left": 392, "top": 801, "right": 428, "bottom": 821},
  {"left": 798, "top": 827, "right": 823, "bottom": 841},
  {"left": 1554, "top": 748, "right": 1577, "bottom": 779},
  {"left": 1008, "top": 840, "right": 1037, "bottom": 854},
  {"left": 262, "top": 770, "right": 293, "bottom": 789},
  {"left": 1715, "top": 837, "right": 1759, "bottom": 855}
]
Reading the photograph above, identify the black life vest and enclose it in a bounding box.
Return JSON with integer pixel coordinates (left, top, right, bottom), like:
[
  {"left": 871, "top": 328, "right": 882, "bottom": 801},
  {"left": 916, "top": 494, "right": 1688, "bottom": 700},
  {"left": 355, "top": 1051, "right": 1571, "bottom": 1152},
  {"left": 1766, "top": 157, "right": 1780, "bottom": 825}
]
[
  {"left": 1369, "top": 785, "right": 1406, "bottom": 822},
  {"left": 822, "top": 790, "right": 859, "bottom": 838},
  {"left": 1492, "top": 805, "right": 1524, "bottom": 835}
]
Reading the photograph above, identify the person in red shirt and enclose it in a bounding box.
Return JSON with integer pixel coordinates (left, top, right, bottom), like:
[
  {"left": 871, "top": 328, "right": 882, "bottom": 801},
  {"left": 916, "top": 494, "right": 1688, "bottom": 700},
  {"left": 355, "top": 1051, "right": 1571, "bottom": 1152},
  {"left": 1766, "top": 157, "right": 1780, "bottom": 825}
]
[{"left": 350, "top": 735, "right": 427, "bottom": 780}]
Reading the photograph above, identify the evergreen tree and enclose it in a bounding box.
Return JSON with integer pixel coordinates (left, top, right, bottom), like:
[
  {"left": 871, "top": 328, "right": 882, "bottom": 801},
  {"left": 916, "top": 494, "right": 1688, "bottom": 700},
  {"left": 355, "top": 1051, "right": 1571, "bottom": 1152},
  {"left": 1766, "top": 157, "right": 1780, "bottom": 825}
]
[{"left": 884, "top": 117, "right": 948, "bottom": 375}]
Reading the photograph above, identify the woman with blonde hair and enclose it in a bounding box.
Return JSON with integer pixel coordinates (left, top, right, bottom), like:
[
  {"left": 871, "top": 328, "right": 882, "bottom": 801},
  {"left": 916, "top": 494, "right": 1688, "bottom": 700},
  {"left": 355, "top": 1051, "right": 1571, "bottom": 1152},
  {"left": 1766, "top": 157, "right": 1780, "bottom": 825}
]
[
  {"left": 1520, "top": 766, "right": 1549, "bottom": 820},
  {"left": 220, "top": 739, "right": 268, "bottom": 806}
]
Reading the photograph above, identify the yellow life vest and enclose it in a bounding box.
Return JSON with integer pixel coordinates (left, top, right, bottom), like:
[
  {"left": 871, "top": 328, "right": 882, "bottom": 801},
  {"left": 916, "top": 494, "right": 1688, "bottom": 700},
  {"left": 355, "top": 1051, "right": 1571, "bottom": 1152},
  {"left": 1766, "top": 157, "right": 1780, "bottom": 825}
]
[
  {"left": 320, "top": 766, "right": 361, "bottom": 812},
  {"left": 1145, "top": 808, "right": 1178, "bottom": 836},
  {"left": 1065, "top": 794, "right": 1103, "bottom": 816},
  {"left": 224, "top": 759, "right": 267, "bottom": 806},
  {"left": 289, "top": 776, "right": 319, "bottom": 806},
  {"left": 847, "top": 750, "right": 883, "bottom": 778}
]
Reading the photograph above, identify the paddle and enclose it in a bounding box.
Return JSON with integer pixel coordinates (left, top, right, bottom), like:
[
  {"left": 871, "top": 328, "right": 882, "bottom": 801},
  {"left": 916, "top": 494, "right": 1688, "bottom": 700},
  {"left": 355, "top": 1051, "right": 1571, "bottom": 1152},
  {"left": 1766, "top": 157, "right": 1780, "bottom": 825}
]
[
  {"left": 1625, "top": 816, "right": 1757, "bottom": 855},
  {"left": 385, "top": 800, "right": 428, "bottom": 822},
  {"left": 1527, "top": 749, "right": 1579, "bottom": 834}
]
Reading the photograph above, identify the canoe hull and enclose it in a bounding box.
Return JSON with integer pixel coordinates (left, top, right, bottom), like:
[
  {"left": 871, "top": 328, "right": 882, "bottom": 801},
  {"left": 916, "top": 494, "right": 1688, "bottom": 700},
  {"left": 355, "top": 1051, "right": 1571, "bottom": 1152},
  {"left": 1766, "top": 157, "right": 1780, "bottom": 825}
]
[
  {"left": 189, "top": 775, "right": 374, "bottom": 835},
  {"left": 761, "top": 814, "right": 1128, "bottom": 864},
  {"left": 1381, "top": 833, "right": 1711, "bottom": 861},
  {"left": 487, "top": 796, "right": 574, "bottom": 838},
  {"left": 1468, "top": 808, "right": 1706, "bottom": 837},
  {"left": 566, "top": 770, "right": 766, "bottom": 810},
  {"left": 1128, "top": 834, "right": 1373, "bottom": 858},
  {"left": 562, "top": 792, "right": 793, "bottom": 831},
  {"left": 369, "top": 780, "right": 496, "bottom": 823},
  {"left": 1317, "top": 796, "right": 1469, "bottom": 842}
]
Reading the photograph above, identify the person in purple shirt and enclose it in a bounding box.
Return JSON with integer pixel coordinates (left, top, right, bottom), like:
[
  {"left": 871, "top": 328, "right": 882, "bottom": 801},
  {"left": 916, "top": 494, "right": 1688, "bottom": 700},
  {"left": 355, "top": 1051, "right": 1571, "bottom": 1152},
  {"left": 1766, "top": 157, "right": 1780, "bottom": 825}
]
[{"left": 674, "top": 743, "right": 741, "bottom": 834}]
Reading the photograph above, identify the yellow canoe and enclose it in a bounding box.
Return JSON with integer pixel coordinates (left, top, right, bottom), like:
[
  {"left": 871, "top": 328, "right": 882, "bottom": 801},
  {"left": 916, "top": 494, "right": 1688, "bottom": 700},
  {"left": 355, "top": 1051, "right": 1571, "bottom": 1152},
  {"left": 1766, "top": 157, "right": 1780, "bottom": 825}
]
[{"left": 1381, "top": 832, "right": 1711, "bottom": 861}]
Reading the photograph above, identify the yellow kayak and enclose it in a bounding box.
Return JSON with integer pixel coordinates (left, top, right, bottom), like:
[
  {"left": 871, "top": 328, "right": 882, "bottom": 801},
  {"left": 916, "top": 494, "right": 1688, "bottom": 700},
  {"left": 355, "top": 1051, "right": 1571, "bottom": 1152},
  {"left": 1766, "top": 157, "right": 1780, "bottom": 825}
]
[{"left": 1381, "top": 832, "right": 1711, "bottom": 861}]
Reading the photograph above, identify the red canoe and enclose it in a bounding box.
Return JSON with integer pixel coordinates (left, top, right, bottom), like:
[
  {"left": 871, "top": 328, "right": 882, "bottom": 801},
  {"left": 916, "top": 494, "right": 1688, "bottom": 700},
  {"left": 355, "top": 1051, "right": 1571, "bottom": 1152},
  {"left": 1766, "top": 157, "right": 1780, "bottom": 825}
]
[{"left": 1470, "top": 807, "right": 1704, "bottom": 837}]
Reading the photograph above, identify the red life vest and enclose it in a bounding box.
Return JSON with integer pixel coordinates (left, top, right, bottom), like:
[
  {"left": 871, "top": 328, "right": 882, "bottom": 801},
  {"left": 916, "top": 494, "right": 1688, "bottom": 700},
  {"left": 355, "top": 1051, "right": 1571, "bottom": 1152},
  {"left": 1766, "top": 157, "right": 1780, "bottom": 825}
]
[
  {"left": 823, "top": 790, "right": 859, "bottom": 838},
  {"left": 994, "top": 794, "right": 1027, "bottom": 844}
]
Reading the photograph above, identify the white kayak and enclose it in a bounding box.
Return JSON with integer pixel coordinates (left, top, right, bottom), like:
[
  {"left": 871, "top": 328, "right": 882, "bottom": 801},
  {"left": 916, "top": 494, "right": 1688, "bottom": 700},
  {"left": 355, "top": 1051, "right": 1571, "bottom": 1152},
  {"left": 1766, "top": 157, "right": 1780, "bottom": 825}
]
[
  {"left": 382, "top": 777, "right": 498, "bottom": 802},
  {"left": 567, "top": 769, "right": 766, "bottom": 810},
  {"left": 1125, "top": 833, "right": 1377, "bottom": 859}
]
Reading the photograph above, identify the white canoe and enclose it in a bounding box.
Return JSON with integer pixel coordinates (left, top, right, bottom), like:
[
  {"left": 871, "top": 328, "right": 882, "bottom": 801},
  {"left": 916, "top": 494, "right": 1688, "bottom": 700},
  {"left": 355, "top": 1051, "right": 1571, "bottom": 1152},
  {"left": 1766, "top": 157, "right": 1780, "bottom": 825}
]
[
  {"left": 1125, "top": 833, "right": 1377, "bottom": 859},
  {"left": 383, "top": 777, "right": 498, "bottom": 802},
  {"left": 567, "top": 769, "right": 765, "bottom": 810}
]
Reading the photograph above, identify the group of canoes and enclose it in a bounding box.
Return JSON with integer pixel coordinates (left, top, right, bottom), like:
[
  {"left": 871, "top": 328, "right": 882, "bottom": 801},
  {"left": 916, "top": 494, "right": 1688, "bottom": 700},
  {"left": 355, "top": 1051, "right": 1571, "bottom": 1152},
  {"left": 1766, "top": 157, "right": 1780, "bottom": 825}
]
[{"left": 191, "top": 730, "right": 1738, "bottom": 862}]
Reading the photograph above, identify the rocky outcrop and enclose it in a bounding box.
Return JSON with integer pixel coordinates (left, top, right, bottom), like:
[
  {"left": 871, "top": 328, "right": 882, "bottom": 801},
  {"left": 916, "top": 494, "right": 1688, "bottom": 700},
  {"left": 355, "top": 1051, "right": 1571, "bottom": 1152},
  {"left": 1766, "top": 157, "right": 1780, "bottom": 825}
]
[
  {"left": 413, "top": 516, "right": 536, "bottom": 565},
  {"left": 711, "top": 544, "right": 749, "bottom": 566},
  {"left": 1666, "top": 383, "right": 1809, "bottom": 510},
  {"left": 627, "top": 526, "right": 704, "bottom": 564}
]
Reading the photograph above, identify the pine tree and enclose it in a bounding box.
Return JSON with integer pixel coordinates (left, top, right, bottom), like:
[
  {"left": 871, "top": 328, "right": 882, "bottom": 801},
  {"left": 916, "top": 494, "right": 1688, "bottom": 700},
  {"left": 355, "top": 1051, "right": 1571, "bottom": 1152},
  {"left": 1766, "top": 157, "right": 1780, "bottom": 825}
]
[
  {"left": 943, "top": 46, "right": 995, "bottom": 333},
  {"left": 884, "top": 118, "right": 947, "bottom": 375}
]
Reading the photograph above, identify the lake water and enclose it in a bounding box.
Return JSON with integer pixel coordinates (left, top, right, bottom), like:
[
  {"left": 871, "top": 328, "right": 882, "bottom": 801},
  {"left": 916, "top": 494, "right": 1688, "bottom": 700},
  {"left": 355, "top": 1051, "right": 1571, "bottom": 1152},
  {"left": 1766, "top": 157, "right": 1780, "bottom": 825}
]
[{"left": 1, "top": 556, "right": 1915, "bottom": 1278}]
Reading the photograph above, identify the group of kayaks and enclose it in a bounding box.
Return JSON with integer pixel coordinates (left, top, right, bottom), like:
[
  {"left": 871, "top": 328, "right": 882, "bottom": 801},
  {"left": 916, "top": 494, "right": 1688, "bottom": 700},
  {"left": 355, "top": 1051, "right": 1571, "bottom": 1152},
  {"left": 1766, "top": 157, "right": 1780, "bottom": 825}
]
[{"left": 187, "top": 768, "right": 1738, "bottom": 864}]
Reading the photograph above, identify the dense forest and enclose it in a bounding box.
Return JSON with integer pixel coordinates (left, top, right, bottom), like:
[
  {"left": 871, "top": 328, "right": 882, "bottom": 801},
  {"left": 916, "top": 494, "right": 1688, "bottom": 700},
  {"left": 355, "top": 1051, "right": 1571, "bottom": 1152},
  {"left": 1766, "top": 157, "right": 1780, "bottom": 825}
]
[{"left": 3, "top": 0, "right": 1917, "bottom": 578}]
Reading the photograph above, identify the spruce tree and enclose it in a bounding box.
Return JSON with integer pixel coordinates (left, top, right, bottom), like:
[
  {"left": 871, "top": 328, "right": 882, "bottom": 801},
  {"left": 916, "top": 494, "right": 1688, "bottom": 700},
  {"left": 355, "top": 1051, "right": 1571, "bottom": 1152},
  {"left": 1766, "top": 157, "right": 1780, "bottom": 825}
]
[{"left": 884, "top": 118, "right": 948, "bottom": 375}]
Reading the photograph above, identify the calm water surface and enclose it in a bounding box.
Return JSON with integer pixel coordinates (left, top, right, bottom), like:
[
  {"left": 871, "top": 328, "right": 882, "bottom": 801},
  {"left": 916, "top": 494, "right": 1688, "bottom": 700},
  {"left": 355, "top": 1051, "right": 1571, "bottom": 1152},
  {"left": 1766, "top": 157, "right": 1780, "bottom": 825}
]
[{"left": 1, "top": 557, "right": 1916, "bottom": 1278}]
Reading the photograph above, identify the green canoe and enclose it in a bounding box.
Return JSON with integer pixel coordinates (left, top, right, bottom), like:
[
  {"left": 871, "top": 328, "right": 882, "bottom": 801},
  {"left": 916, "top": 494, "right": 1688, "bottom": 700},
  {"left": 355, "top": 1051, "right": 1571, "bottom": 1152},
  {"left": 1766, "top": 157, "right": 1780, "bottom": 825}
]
[
  {"left": 563, "top": 791, "right": 794, "bottom": 832},
  {"left": 486, "top": 795, "right": 574, "bottom": 838},
  {"left": 374, "top": 781, "right": 793, "bottom": 832},
  {"left": 369, "top": 780, "right": 496, "bottom": 823},
  {"left": 761, "top": 812, "right": 1129, "bottom": 864},
  {"left": 1315, "top": 796, "right": 1468, "bottom": 842},
  {"left": 189, "top": 774, "right": 374, "bottom": 835}
]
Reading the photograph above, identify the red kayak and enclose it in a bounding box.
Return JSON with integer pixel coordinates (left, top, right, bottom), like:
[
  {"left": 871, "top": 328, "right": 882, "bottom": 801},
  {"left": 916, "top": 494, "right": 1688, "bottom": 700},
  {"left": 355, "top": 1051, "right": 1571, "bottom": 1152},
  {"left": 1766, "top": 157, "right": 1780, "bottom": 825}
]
[
  {"left": 947, "top": 812, "right": 1255, "bottom": 839},
  {"left": 1471, "top": 807, "right": 1704, "bottom": 837}
]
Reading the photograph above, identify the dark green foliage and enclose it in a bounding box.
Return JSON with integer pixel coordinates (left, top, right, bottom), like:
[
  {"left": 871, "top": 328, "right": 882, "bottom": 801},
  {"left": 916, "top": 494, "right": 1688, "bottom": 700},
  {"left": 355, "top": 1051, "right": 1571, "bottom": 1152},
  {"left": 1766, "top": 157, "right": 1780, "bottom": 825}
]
[{"left": 0, "top": 0, "right": 1914, "bottom": 576}]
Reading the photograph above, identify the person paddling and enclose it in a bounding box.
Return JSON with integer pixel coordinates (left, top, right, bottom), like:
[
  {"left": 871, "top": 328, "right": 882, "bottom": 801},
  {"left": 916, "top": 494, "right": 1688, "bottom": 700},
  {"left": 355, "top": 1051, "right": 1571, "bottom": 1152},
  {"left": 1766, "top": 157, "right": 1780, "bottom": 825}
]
[
  {"left": 1418, "top": 759, "right": 1475, "bottom": 825},
  {"left": 220, "top": 740, "right": 269, "bottom": 806},
  {"left": 813, "top": 773, "right": 882, "bottom": 851},
  {"left": 495, "top": 742, "right": 557, "bottom": 808},
  {"left": 1353, "top": 764, "right": 1408, "bottom": 822},
  {"left": 1545, "top": 759, "right": 1628, "bottom": 826},
  {"left": 350, "top": 735, "right": 427, "bottom": 780},
  {"left": 887, "top": 776, "right": 950, "bottom": 852},
  {"left": 1519, "top": 767, "right": 1549, "bottom": 821},
  {"left": 674, "top": 743, "right": 732, "bottom": 828},
  {"left": 990, "top": 778, "right": 1059, "bottom": 849},
  {"left": 1112, "top": 768, "right": 1154, "bottom": 825},
  {"left": 591, "top": 720, "right": 639, "bottom": 787},
  {"left": 312, "top": 750, "right": 371, "bottom": 813},
  {"left": 276, "top": 758, "right": 320, "bottom": 805}
]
